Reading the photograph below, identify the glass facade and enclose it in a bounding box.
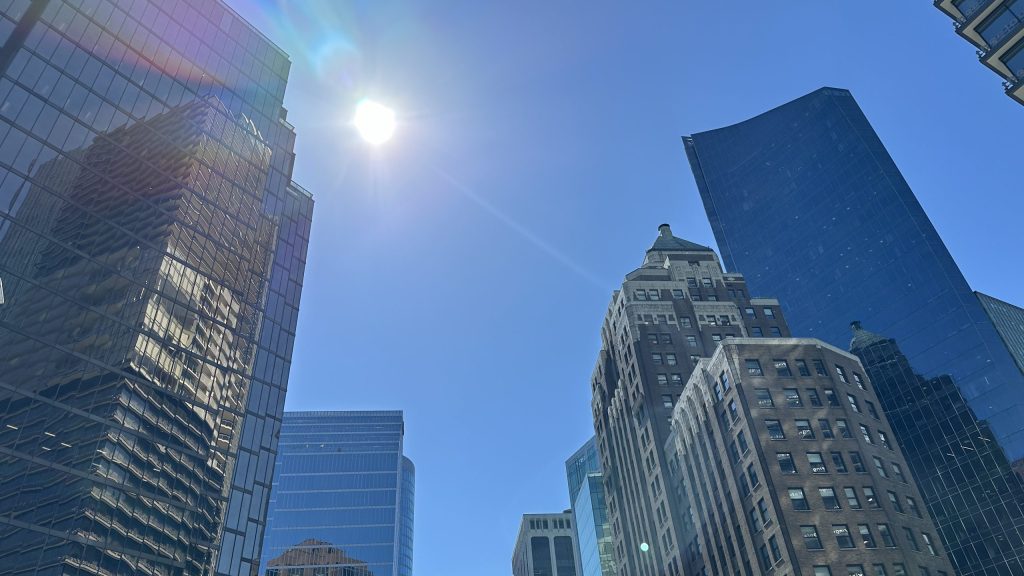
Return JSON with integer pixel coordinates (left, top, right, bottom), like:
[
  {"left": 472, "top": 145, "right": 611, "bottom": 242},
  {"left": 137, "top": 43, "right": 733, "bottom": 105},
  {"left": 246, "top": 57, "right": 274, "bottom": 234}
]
[
  {"left": 977, "top": 292, "right": 1024, "bottom": 374},
  {"left": 259, "top": 411, "right": 414, "bottom": 576},
  {"left": 685, "top": 87, "right": 1024, "bottom": 576},
  {"left": 0, "top": 1, "right": 311, "bottom": 575},
  {"left": 573, "top": 474, "right": 617, "bottom": 576},
  {"left": 565, "top": 436, "right": 600, "bottom": 503}
]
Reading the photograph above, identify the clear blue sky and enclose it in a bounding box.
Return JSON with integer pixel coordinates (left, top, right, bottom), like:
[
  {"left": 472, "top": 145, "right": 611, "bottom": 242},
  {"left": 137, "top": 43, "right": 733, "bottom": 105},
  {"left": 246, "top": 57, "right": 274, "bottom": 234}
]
[{"left": 228, "top": 2, "right": 1023, "bottom": 574}]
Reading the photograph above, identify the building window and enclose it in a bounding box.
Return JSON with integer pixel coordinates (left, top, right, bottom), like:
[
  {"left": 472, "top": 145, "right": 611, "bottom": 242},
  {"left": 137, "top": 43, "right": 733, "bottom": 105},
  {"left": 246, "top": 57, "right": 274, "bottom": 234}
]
[
  {"left": 757, "top": 497, "right": 770, "bottom": 524},
  {"left": 648, "top": 334, "right": 659, "bottom": 345},
  {"left": 769, "top": 535, "right": 782, "bottom": 563},
  {"left": 707, "top": 295, "right": 718, "bottom": 301},
  {"left": 634, "top": 289, "right": 647, "bottom": 300},
  {"left": 721, "top": 371, "right": 731, "bottom": 390},
  {"left": 978, "top": 2, "right": 1024, "bottom": 47},
  {"left": 702, "top": 278, "right": 713, "bottom": 288},
  {"left": 836, "top": 419, "right": 852, "bottom": 438},
  {"left": 652, "top": 353, "right": 663, "bottom": 365},
  {"left": 660, "top": 333, "right": 673, "bottom": 345},
  {"left": 720, "top": 315, "right": 731, "bottom": 326},
  {"left": 648, "top": 289, "right": 660, "bottom": 300},
  {"left": 847, "top": 393, "right": 861, "bottom": 413},
  {"left": 864, "top": 487, "right": 880, "bottom": 509},
  {"left": 802, "top": 526, "right": 824, "bottom": 550},
  {"left": 670, "top": 373, "right": 683, "bottom": 385},
  {"left": 666, "top": 353, "right": 677, "bottom": 365},
  {"left": 758, "top": 545, "right": 771, "bottom": 572},
  {"left": 687, "top": 278, "right": 698, "bottom": 289},
  {"left": 892, "top": 565, "right": 906, "bottom": 576},
  {"left": 848, "top": 565, "right": 867, "bottom": 576},
  {"left": 887, "top": 491, "right": 903, "bottom": 513},
  {"left": 815, "top": 568, "right": 833, "bottom": 576},
  {"left": 873, "top": 457, "right": 888, "bottom": 478},
  {"left": 774, "top": 359, "right": 792, "bottom": 377},
  {"left": 834, "top": 524, "right": 855, "bottom": 548},
  {"left": 763, "top": 307, "right": 775, "bottom": 318},
  {"left": 819, "top": 419, "right": 835, "bottom": 439},
  {"left": 657, "top": 374, "right": 669, "bottom": 386},
  {"left": 891, "top": 463, "right": 907, "bottom": 483},
  {"left": 835, "top": 364, "right": 849, "bottom": 383},
  {"left": 765, "top": 420, "right": 785, "bottom": 439},
  {"left": 903, "top": 527, "right": 919, "bottom": 551},
  {"left": 844, "top": 487, "right": 862, "bottom": 509},
  {"left": 831, "top": 451, "right": 848, "bottom": 473},
  {"left": 907, "top": 496, "right": 922, "bottom": 518},
  {"left": 872, "top": 564, "right": 889, "bottom": 576},
  {"left": 744, "top": 307, "right": 756, "bottom": 317},
  {"left": 807, "top": 388, "right": 822, "bottom": 406},
  {"left": 751, "top": 326, "right": 764, "bottom": 337},
  {"left": 850, "top": 451, "right": 866, "bottom": 473},
  {"left": 746, "top": 359, "right": 763, "bottom": 376},
  {"left": 825, "top": 389, "right": 841, "bottom": 407},
  {"left": 808, "top": 452, "right": 827, "bottom": 474},
  {"left": 820, "top": 487, "right": 841, "bottom": 510},
  {"left": 813, "top": 359, "right": 828, "bottom": 376},
  {"left": 789, "top": 487, "right": 809, "bottom": 510},
  {"left": 859, "top": 424, "right": 874, "bottom": 445},
  {"left": 784, "top": 388, "right": 803, "bottom": 407},
  {"left": 777, "top": 453, "right": 796, "bottom": 474},
  {"left": 755, "top": 388, "right": 774, "bottom": 408},
  {"left": 737, "top": 429, "right": 749, "bottom": 453},
  {"left": 661, "top": 394, "right": 674, "bottom": 409},
  {"left": 878, "top": 430, "right": 892, "bottom": 450},
  {"left": 690, "top": 355, "right": 700, "bottom": 366},
  {"left": 796, "top": 359, "right": 811, "bottom": 376},
  {"left": 879, "top": 524, "right": 897, "bottom": 548},
  {"left": 769, "top": 326, "right": 782, "bottom": 337},
  {"left": 922, "top": 532, "right": 938, "bottom": 555},
  {"left": 728, "top": 399, "right": 738, "bottom": 421},
  {"left": 853, "top": 372, "right": 867, "bottom": 390},
  {"left": 687, "top": 335, "right": 698, "bottom": 347},
  {"left": 796, "top": 419, "right": 814, "bottom": 439},
  {"left": 712, "top": 334, "right": 722, "bottom": 343},
  {"left": 672, "top": 289, "right": 684, "bottom": 299},
  {"left": 748, "top": 463, "right": 760, "bottom": 487},
  {"left": 681, "top": 317, "right": 692, "bottom": 328}
]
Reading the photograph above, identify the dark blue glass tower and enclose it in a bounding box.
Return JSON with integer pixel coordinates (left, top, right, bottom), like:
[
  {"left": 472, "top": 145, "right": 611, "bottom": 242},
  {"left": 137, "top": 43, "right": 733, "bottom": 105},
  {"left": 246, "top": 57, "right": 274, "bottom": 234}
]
[
  {"left": 259, "top": 411, "right": 415, "bottom": 576},
  {"left": 685, "top": 86, "right": 1024, "bottom": 576}
]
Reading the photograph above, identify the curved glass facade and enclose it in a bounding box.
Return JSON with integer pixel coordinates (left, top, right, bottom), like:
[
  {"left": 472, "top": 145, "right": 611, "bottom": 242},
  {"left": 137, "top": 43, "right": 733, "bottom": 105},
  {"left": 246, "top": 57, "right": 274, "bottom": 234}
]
[{"left": 259, "top": 411, "right": 414, "bottom": 576}]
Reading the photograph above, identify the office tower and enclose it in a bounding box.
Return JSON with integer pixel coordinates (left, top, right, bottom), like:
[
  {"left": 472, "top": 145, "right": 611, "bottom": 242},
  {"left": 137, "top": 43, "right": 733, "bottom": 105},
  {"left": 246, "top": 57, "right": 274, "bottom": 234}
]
[
  {"left": 590, "top": 224, "right": 791, "bottom": 576},
  {"left": 513, "top": 512, "right": 581, "bottom": 576},
  {"left": 0, "top": 1, "right": 312, "bottom": 574},
  {"left": 666, "top": 338, "right": 956, "bottom": 576},
  {"left": 934, "top": 0, "right": 1024, "bottom": 106},
  {"left": 566, "top": 436, "right": 601, "bottom": 503},
  {"left": 565, "top": 438, "right": 616, "bottom": 576},
  {"left": 259, "top": 411, "right": 415, "bottom": 576},
  {"left": 684, "top": 86, "right": 1024, "bottom": 576},
  {"left": 851, "top": 321, "right": 1024, "bottom": 575},
  {"left": 977, "top": 292, "right": 1024, "bottom": 372}
]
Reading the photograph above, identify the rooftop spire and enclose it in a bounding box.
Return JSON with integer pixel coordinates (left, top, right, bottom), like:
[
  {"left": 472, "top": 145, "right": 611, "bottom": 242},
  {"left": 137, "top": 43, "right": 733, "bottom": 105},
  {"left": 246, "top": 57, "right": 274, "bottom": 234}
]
[{"left": 849, "top": 320, "right": 889, "bottom": 351}]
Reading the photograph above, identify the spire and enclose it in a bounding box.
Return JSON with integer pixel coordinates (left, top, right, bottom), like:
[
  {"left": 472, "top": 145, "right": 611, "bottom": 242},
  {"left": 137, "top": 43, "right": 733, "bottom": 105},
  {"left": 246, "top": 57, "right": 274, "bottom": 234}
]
[
  {"left": 647, "top": 224, "right": 713, "bottom": 253},
  {"left": 849, "top": 320, "right": 889, "bottom": 352}
]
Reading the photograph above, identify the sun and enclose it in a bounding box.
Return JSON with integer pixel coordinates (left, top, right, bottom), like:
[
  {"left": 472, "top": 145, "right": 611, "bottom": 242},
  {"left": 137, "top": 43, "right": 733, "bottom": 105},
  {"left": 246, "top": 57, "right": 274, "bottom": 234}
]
[{"left": 354, "top": 100, "right": 396, "bottom": 145}]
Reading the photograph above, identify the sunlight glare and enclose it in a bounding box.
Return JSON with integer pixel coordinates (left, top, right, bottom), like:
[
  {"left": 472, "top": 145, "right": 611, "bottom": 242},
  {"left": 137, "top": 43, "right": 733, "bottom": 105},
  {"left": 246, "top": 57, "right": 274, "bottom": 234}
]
[{"left": 354, "top": 100, "right": 396, "bottom": 145}]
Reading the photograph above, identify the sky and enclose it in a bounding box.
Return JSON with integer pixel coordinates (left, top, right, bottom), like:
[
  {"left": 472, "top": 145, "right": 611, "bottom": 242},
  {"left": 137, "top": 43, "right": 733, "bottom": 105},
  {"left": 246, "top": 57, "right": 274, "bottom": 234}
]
[{"left": 227, "top": 2, "right": 1024, "bottom": 574}]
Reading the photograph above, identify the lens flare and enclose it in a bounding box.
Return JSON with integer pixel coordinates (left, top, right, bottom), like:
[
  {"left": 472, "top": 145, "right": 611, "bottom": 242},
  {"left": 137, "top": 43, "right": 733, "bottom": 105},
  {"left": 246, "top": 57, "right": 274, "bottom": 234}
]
[{"left": 354, "top": 100, "right": 396, "bottom": 145}]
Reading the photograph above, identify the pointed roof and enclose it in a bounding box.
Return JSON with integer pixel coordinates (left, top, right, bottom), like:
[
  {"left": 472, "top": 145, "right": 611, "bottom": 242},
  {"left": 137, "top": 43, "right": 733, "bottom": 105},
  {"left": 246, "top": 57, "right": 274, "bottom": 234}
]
[
  {"left": 647, "top": 224, "right": 713, "bottom": 253},
  {"left": 849, "top": 321, "right": 890, "bottom": 351}
]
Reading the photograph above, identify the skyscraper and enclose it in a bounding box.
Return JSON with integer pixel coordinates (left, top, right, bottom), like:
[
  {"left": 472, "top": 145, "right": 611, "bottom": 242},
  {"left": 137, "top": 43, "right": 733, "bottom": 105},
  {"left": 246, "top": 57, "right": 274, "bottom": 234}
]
[
  {"left": 565, "top": 437, "right": 601, "bottom": 504},
  {"left": 934, "top": 0, "right": 1024, "bottom": 106},
  {"left": 259, "top": 411, "right": 415, "bottom": 576},
  {"left": 685, "top": 86, "right": 1024, "bottom": 576},
  {"left": 0, "top": 2, "right": 312, "bottom": 575},
  {"left": 512, "top": 512, "right": 581, "bottom": 576},
  {"left": 590, "top": 224, "right": 791, "bottom": 576},
  {"left": 666, "top": 338, "right": 956, "bottom": 576},
  {"left": 977, "top": 292, "right": 1024, "bottom": 373},
  {"left": 565, "top": 438, "right": 616, "bottom": 576}
]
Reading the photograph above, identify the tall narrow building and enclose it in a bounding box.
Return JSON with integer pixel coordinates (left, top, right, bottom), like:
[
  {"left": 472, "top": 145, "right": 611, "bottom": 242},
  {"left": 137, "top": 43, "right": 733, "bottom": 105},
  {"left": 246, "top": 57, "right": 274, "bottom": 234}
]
[
  {"left": 259, "top": 411, "right": 415, "bottom": 576},
  {"left": 667, "top": 338, "right": 956, "bottom": 576},
  {"left": 565, "top": 438, "right": 616, "bottom": 576},
  {"left": 0, "top": 2, "right": 312, "bottom": 575},
  {"left": 590, "top": 224, "right": 791, "bottom": 576},
  {"left": 684, "top": 86, "right": 1024, "bottom": 576},
  {"left": 934, "top": 0, "right": 1024, "bottom": 106}
]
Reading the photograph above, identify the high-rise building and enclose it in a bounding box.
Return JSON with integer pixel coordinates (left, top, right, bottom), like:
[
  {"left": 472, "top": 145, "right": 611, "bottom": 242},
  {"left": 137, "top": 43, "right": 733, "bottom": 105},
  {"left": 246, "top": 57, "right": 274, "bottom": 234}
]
[
  {"left": 934, "top": 0, "right": 1024, "bottom": 106},
  {"left": 851, "top": 321, "right": 1024, "bottom": 576},
  {"left": 513, "top": 512, "right": 581, "bottom": 576},
  {"left": 0, "top": 2, "right": 312, "bottom": 575},
  {"left": 566, "top": 436, "right": 601, "bottom": 504},
  {"left": 666, "top": 338, "right": 956, "bottom": 576},
  {"left": 565, "top": 438, "right": 616, "bottom": 576},
  {"left": 590, "top": 224, "right": 791, "bottom": 576},
  {"left": 684, "top": 86, "right": 1024, "bottom": 576},
  {"left": 977, "top": 292, "right": 1024, "bottom": 373},
  {"left": 259, "top": 411, "right": 415, "bottom": 576}
]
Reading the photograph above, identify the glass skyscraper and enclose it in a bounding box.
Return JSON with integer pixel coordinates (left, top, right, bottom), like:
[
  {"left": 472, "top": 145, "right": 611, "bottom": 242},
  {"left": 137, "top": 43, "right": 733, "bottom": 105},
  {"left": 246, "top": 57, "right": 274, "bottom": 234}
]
[
  {"left": 260, "top": 411, "right": 415, "bottom": 576},
  {"left": 565, "top": 436, "right": 600, "bottom": 504},
  {"left": 572, "top": 474, "right": 616, "bottom": 576},
  {"left": 685, "top": 86, "right": 1024, "bottom": 576},
  {"left": 0, "top": 1, "right": 311, "bottom": 575},
  {"left": 977, "top": 292, "right": 1024, "bottom": 374}
]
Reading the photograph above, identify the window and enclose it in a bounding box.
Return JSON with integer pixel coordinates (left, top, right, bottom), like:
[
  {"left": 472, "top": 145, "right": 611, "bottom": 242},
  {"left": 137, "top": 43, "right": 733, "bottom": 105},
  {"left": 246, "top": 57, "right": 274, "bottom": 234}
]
[
  {"left": 690, "top": 355, "right": 700, "bottom": 366},
  {"left": 891, "top": 463, "right": 907, "bottom": 483},
  {"left": 707, "top": 316, "right": 718, "bottom": 326},
  {"left": 659, "top": 334, "right": 672, "bottom": 345},
  {"left": 855, "top": 524, "right": 877, "bottom": 549},
  {"left": 789, "top": 487, "right": 809, "bottom": 510},
  {"left": 634, "top": 289, "right": 648, "bottom": 300},
  {"left": 836, "top": 418, "right": 852, "bottom": 438},
  {"left": 702, "top": 278, "right": 713, "bottom": 287},
  {"left": 815, "top": 568, "right": 833, "bottom": 576},
  {"left": 648, "top": 289, "right": 660, "bottom": 300},
  {"left": 1003, "top": 35, "right": 1024, "bottom": 78},
  {"left": 757, "top": 498, "right": 770, "bottom": 524},
  {"left": 878, "top": 430, "right": 892, "bottom": 450},
  {"left": 691, "top": 294, "right": 702, "bottom": 301},
  {"left": 681, "top": 317, "right": 692, "bottom": 328},
  {"left": 903, "top": 528, "right": 919, "bottom": 551},
  {"left": 686, "top": 278, "right": 698, "bottom": 289},
  {"left": 813, "top": 359, "right": 828, "bottom": 376},
  {"left": 744, "top": 307, "right": 755, "bottom": 317},
  {"left": 670, "top": 373, "right": 683, "bottom": 385},
  {"left": 748, "top": 508, "right": 760, "bottom": 533},
  {"left": 672, "top": 289, "right": 684, "bottom": 299},
  {"left": 714, "top": 382, "right": 724, "bottom": 401},
  {"left": 737, "top": 470, "right": 750, "bottom": 497},
  {"left": 831, "top": 452, "right": 848, "bottom": 473},
  {"left": 848, "top": 566, "right": 867, "bottom": 576},
  {"left": 850, "top": 452, "right": 866, "bottom": 473},
  {"left": 853, "top": 372, "right": 867, "bottom": 390},
  {"left": 687, "top": 335, "right": 698, "bottom": 347},
  {"left": 784, "top": 388, "right": 803, "bottom": 407},
  {"left": 737, "top": 430, "right": 749, "bottom": 453},
  {"left": 657, "top": 374, "right": 669, "bottom": 386},
  {"left": 922, "top": 532, "right": 937, "bottom": 555},
  {"left": 729, "top": 441, "right": 741, "bottom": 464},
  {"left": 825, "top": 390, "right": 841, "bottom": 407},
  {"left": 907, "top": 496, "right": 922, "bottom": 518},
  {"left": 808, "top": 452, "right": 827, "bottom": 474},
  {"left": 864, "top": 487, "right": 880, "bottom": 509},
  {"left": 835, "top": 365, "right": 849, "bottom": 383},
  {"left": 873, "top": 457, "right": 888, "bottom": 478},
  {"left": 802, "top": 525, "right": 824, "bottom": 550},
  {"left": 755, "top": 388, "right": 774, "bottom": 408},
  {"left": 820, "top": 487, "right": 841, "bottom": 510},
  {"left": 666, "top": 353, "right": 677, "bottom": 366},
  {"left": 775, "top": 359, "right": 792, "bottom": 377},
  {"left": 751, "top": 326, "right": 763, "bottom": 337},
  {"left": 834, "top": 524, "right": 855, "bottom": 548},
  {"left": 893, "top": 565, "right": 906, "bottom": 576},
  {"left": 728, "top": 400, "right": 738, "bottom": 421},
  {"left": 859, "top": 424, "right": 874, "bottom": 444},
  {"left": 796, "top": 419, "right": 814, "bottom": 439},
  {"left": 978, "top": 1, "right": 1024, "bottom": 46},
  {"left": 807, "top": 388, "right": 822, "bottom": 406},
  {"left": 652, "top": 353, "right": 663, "bottom": 365},
  {"left": 763, "top": 307, "right": 775, "bottom": 318},
  {"left": 712, "top": 334, "right": 722, "bottom": 343},
  {"left": 661, "top": 394, "right": 674, "bottom": 409},
  {"left": 747, "top": 463, "right": 760, "bottom": 487},
  {"left": 844, "top": 487, "right": 861, "bottom": 509},
  {"left": 769, "top": 326, "right": 782, "bottom": 337},
  {"left": 879, "top": 523, "right": 896, "bottom": 547},
  {"left": 648, "top": 334, "right": 660, "bottom": 345},
  {"left": 847, "top": 394, "right": 861, "bottom": 413},
  {"left": 777, "top": 453, "right": 796, "bottom": 474},
  {"left": 796, "top": 359, "right": 811, "bottom": 376},
  {"left": 746, "top": 359, "right": 763, "bottom": 376},
  {"left": 872, "top": 564, "right": 888, "bottom": 576},
  {"left": 888, "top": 491, "right": 903, "bottom": 513},
  {"left": 819, "top": 419, "right": 834, "bottom": 439},
  {"left": 765, "top": 420, "right": 785, "bottom": 439},
  {"left": 758, "top": 544, "right": 771, "bottom": 571},
  {"left": 769, "top": 535, "right": 782, "bottom": 563},
  {"left": 720, "top": 315, "right": 731, "bottom": 326}
]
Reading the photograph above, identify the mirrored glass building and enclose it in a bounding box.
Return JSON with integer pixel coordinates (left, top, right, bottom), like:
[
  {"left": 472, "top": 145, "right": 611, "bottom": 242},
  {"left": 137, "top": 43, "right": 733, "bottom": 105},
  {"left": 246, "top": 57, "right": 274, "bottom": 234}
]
[
  {"left": 0, "top": 1, "right": 312, "bottom": 574},
  {"left": 259, "top": 411, "right": 415, "bottom": 576}
]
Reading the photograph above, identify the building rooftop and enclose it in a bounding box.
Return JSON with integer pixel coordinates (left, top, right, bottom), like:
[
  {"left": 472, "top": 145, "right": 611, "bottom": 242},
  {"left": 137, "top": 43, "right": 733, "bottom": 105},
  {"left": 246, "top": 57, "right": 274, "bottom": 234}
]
[{"left": 647, "top": 223, "right": 712, "bottom": 253}]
